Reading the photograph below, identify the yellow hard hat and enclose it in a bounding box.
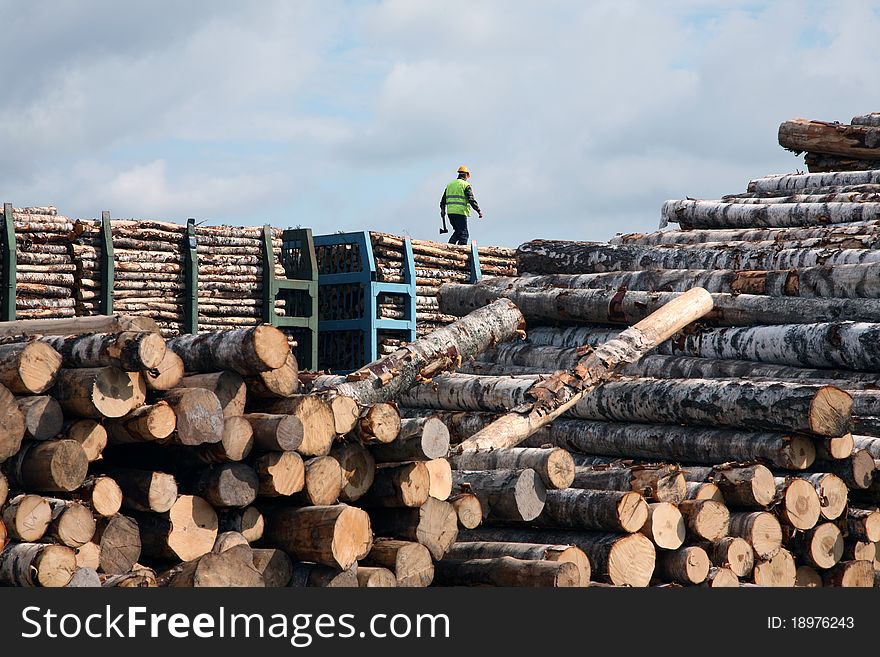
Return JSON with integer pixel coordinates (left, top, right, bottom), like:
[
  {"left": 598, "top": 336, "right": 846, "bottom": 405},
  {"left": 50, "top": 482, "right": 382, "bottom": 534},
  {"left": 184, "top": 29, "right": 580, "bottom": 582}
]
[{"left": 457, "top": 165, "right": 470, "bottom": 174}]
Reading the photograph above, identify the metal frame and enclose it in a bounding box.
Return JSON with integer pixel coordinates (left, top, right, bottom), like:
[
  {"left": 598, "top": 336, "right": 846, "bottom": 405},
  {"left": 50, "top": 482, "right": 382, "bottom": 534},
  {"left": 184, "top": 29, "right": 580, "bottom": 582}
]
[
  {"left": 99, "top": 211, "right": 115, "bottom": 315},
  {"left": 313, "top": 231, "right": 416, "bottom": 370},
  {"left": 1, "top": 204, "right": 15, "bottom": 321},
  {"left": 183, "top": 218, "right": 199, "bottom": 334},
  {"left": 263, "top": 225, "right": 318, "bottom": 370}
]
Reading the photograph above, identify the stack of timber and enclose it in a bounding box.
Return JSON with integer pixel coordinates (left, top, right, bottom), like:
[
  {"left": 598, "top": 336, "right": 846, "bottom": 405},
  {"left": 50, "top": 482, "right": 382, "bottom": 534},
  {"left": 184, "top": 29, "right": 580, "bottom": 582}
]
[
  {"left": 778, "top": 115, "right": 880, "bottom": 173},
  {"left": 369, "top": 233, "right": 516, "bottom": 337},
  {"left": 418, "top": 187, "right": 880, "bottom": 586},
  {"left": 12, "top": 207, "right": 78, "bottom": 320},
  {"left": 72, "top": 217, "right": 288, "bottom": 337}
]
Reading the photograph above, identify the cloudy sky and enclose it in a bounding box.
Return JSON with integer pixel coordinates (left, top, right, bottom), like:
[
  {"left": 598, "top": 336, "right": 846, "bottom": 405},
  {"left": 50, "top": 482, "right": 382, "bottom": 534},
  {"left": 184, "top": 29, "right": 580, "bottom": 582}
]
[{"left": 2, "top": 1, "right": 880, "bottom": 246}]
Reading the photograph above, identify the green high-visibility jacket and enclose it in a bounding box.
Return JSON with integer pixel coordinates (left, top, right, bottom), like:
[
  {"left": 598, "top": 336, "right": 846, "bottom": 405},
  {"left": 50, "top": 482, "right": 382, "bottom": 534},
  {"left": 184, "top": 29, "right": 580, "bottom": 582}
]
[{"left": 444, "top": 178, "right": 471, "bottom": 217}]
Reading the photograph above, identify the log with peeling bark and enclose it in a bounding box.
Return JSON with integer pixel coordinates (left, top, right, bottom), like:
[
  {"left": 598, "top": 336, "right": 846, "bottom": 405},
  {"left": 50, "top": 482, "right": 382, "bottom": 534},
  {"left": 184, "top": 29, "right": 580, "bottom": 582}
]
[
  {"left": 683, "top": 464, "right": 776, "bottom": 508},
  {"left": 459, "top": 528, "right": 655, "bottom": 587},
  {"left": 571, "top": 462, "right": 686, "bottom": 504},
  {"left": 433, "top": 556, "right": 581, "bottom": 587},
  {"left": 368, "top": 498, "right": 458, "bottom": 560},
  {"left": 371, "top": 416, "right": 450, "bottom": 462},
  {"left": 451, "top": 469, "right": 546, "bottom": 522},
  {"left": 663, "top": 199, "right": 880, "bottom": 229},
  {"left": 315, "top": 299, "right": 524, "bottom": 406},
  {"left": 441, "top": 281, "right": 880, "bottom": 326},
  {"left": 353, "top": 403, "right": 400, "bottom": 444},
  {"left": 748, "top": 169, "right": 880, "bottom": 193},
  {"left": 133, "top": 495, "right": 217, "bottom": 563},
  {"left": 260, "top": 505, "right": 372, "bottom": 570},
  {"left": 362, "top": 539, "right": 435, "bottom": 588},
  {"left": 39, "top": 332, "right": 166, "bottom": 372},
  {"left": 685, "top": 481, "right": 723, "bottom": 502},
  {"left": 787, "top": 522, "right": 843, "bottom": 570},
  {"left": 451, "top": 447, "right": 574, "bottom": 490},
  {"left": 778, "top": 118, "right": 880, "bottom": 160},
  {"left": 640, "top": 502, "right": 685, "bottom": 550},
  {"left": 0, "top": 542, "right": 76, "bottom": 587},
  {"left": 167, "top": 326, "right": 290, "bottom": 375},
  {"left": 452, "top": 290, "right": 714, "bottom": 452}
]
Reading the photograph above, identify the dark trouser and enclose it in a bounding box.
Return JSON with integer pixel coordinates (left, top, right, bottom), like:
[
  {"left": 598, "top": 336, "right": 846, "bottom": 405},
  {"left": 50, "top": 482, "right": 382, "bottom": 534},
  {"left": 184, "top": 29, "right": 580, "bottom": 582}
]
[{"left": 448, "top": 214, "right": 469, "bottom": 245}]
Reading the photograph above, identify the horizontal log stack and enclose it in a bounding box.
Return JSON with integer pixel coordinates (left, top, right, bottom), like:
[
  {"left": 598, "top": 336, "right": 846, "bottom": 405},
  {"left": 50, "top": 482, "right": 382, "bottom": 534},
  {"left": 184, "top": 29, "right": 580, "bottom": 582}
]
[
  {"left": 419, "top": 159, "right": 880, "bottom": 585},
  {"left": 778, "top": 115, "right": 880, "bottom": 173},
  {"left": 368, "top": 232, "right": 516, "bottom": 338}
]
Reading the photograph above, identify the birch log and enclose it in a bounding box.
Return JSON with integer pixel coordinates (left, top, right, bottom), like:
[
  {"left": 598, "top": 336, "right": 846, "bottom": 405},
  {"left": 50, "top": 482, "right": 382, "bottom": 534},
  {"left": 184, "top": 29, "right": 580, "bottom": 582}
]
[
  {"left": 778, "top": 118, "right": 880, "bottom": 159},
  {"left": 39, "top": 332, "right": 166, "bottom": 371},
  {"left": 314, "top": 298, "right": 525, "bottom": 405},
  {"left": 450, "top": 469, "right": 546, "bottom": 522},
  {"left": 167, "top": 325, "right": 290, "bottom": 375},
  {"left": 748, "top": 170, "right": 880, "bottom": 193},
  {"left": 450, "top": 447, "right": 574, "bottom": 489},
  {"left": 456, "top": 288, "right": 714, "bottom": 451},
  {"left": 0, "top": 342, "right": 62, "bottom": 394},
  {"left": 662, "top": 199, "right": 880, "bottom": 229}
]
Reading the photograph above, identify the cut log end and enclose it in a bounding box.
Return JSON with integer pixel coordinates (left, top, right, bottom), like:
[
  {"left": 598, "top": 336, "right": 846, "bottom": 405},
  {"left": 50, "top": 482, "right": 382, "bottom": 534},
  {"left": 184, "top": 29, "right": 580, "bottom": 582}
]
[
  {"left": 606, "top": 533, "right": 655, "bottom": 588},
  {"left": 641, "top": 502, "right": 685, "bottom": 550},
  {"left": 145, "top": 349, "right": 185, "bottom": 391},
  {"left": 450, "top": 493, "right": 483, "bottom": 529},
  {"left": 12, "top": 342, "right": 63, "bottom": 394},
  {"left": 810, "top": 386, "right": 853, "bottom": 437},
  {"left": 167, "top": 495, "right": 219, "bottom": 562},
  {"left": 753, "top": 549, "right": 797, "bottom": 587},
  {"left": 780, "top": 478, "right": 821, "bottom": 530},
  {"left": 252, "top": 325, "right": 292, "bottom": 371}
]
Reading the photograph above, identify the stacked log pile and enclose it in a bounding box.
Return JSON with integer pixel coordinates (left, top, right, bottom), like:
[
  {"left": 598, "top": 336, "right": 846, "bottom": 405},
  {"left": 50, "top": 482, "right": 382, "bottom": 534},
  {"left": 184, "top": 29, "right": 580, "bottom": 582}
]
[
  {"left": 412, "top": 172, "right": 880, "bottom": 586},
  {"left": 12, "top": 207, "right": 78, "bottom": 320},
  {"left": 72, "top": 218, "right": 288, "bottom": 337},
  {"left": 369, "top": 233, "right": 516, "bottom": 338},
  {"left": 778, "top": 115, "right": 880, "bottom": 173}
]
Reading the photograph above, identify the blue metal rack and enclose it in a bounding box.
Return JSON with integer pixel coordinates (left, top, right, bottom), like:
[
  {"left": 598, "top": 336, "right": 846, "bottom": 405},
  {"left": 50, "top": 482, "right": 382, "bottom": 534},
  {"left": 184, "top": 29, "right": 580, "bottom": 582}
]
[{"left": 313, "top": 231, "right": 416, "bottom": 372}]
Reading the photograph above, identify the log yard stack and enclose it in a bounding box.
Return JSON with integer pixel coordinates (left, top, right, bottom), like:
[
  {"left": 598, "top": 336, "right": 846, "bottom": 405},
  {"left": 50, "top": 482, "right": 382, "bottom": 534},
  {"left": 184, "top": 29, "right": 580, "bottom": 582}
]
[
  {"left": 421, "top": 164, "right": 880, "bottom": 587},
  {"left": 778, "top": 113, "right": 880, "bottom": 173}
]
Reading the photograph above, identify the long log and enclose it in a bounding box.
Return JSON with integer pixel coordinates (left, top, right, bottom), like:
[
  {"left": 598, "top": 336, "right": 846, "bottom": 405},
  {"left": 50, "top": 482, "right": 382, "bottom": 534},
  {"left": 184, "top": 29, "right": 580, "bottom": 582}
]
[
  {"left": 683, "top": 464, "right": 776, "bottom": 508},
  {"left": 167, "top": 325, "right": 290, "bottom": 375},
  {"left": 537, "top": 489, "right": 647, "bottom": 533},
  {"left": 450, "top": 469, "right": 545, "bottom": 522},
  {"left": 450, "top": 447, "right": 574, "bottom": 490},
  {"left": 455, "top": 289, "right": 714, "bottom": 451},
  {"left": 571, "top": 463, "right": 686, "bottom": 504},
  {"left": 0, "top": 315, "right": 160, "bottom": 337},
  {"left": 441, "top": 282, "right": 880, "bottom": 326},
  {"left": 748, "top": 170, "right": 880, "bottom": 193},
  {"left": 260, "top": 505, "right": 372, "bottom": 570},
  {"left": 433, "top": 556, "right": 580, "bottom": 587},
  {"left": 407, "top": 374, "right": 850, "bottom": 437},
  {"left": 6, "top": 440, "right": 88, "bottom": 492},
  {"left": 39, "top": 332, "right": 166, "bottom": 371},
  {"left": 778, "top": 118, "right": 880, "bottom": 160},
  {"left": 443, "top": 541, "right": 591, "bottom": 585},
  {"left": 663, "top": 199, "right": 880, "bottom": 229},
  {"left": 314, "top": 299, "right": 524, "bottom": 406},
  {"left": 457, "top": 528, "right": 655, "bottom": 587}
]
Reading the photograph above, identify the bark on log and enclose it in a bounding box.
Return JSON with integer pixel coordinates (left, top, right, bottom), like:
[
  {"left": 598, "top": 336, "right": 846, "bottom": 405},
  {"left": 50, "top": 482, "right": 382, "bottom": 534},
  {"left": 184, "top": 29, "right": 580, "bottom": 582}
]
[
  {"left": 537, "top": 488, "right": 648, "bottom": 533},
  {"left": 6, "top": 440, "right": 88, "bottom": 492},
  {"left": 663, "top": 199, "right": 880, "bottom": 229},
  {"left": 451, "top": 447, "right": 573, "bottom": 490},
  {"left": 133, "top": 495, "right": 217, "bottom": 562},
  {"left": 244, "top": 353, "right": 299, "bottom": 398},
  {"left": 52, "top": 367, "right": 136, "bottom": 419},
  {"left": 250, "top": 395, "right": 334, "bottom": 456},
  {"left": 778, "top": 118, "right": 880, "bottom": 159},
  {"left": 846, "top": 507, "right": 880, "bottom": 542},
  {"left": 167, "top": 325, "right": 290, "bottom": 375},
  {"left": 251, "top": 548, "right": 292, "bottom": 587},
  {"left": 457, "top": 289, "right": 714, "bottom": 452},
  {"left": 685, "top": 482, "right": 723, "bottom": 502},
  {"left": 748, "top": 170, "right": 880, "bottom": 193},
  {"left": 44, "top": 499, "right": 96, "bottom": 548},
  {"left": 356, "top": 566, "right": 397, "bottom": 587},
  {"left": 106, "top": 402, "right": 177, "bottom": 445},
  {"left": 180, "top": 463, "right": 258, "bottom": 509},
  {"left": 371, "top": 416, "right": 450, "bottom": 462},
  {"left": 242, "top": 413, "right": 303, "bottom": 452},
  {"left": 330, "top": 439, "right": 376, "bottom": 503},
  {"left": 822, "top": 560, "right": 874, "bottom": 587},
  {"left": 451, "top": 469, "right": 545, "bottom": 522},
  {"left": 773, "top": 476, "right": 821, "bottom": 531},
  {"left": 93, "top": 514, "right": 142, "bottom": 575},
  {"left": 0, "top": 315, "right": 160, "bottom": 337},
  {"left": 0, "top": 383, "right": 25, "bottom": 461},
  {"left": 16, "top": 395, "right": 63, "bottom": 441},
  {"left": 433, "top": 556, "right": 580, "bottom": 587},
  {"left": 796, "top": 472, "right": 848, "bottom": 521},
  {"left": 165, "top": 544, "right": 264, "bottom": 587},
  {"left": 315, "top": 298, "right": 525, "bottom": 406},
  {"left": 705, "top": 537, "right": 754, "bottom": 578},
  {"left": 684, "top": 464, "right": 776, "bottom": 508},
  {"left": 787, "top": 522, "right": 843, "bottom": 569},
  {"left": 728, "top": 512, "right": 782, "bottom": 559},
  {"left": 813, "top": 450, "right": 875, "bottom": 489},
  {"left": 158, "top": 388, "right": 224, "bottom": 446},
  {"left": 0, "top": 342, "right": 61, "bottom": 394},
  {"left": 362, "top": 539, "right": 434, "bottom": 587},
  {"left": 353, "top": 402, "right": 401, "bottom": 444},
  {"left": 571, "top": 463, "right": 686, "bottom": 504},
  {"left": 97, "top": 466, "right": 178, "bottom": 513},
  {"left": 260, "top": 505, "right": 372, "bottom": 570},
  {"left": 368, "top": 498, "right": 458, "bottom": 560},
  {"left": 144, "top": 349, "right": 185, "bottom": 391},
  {"left": 40, "top": 332, "right": 166, "bottom": 371},
  {"left": 0, "top": 542, "right": 76, "bottom": 587},
  {"left": 3, "top": 494, "right": 51, "bottom": 541},
  {"left": 655, "top": 546, "right": 710, "bottom": 585}
]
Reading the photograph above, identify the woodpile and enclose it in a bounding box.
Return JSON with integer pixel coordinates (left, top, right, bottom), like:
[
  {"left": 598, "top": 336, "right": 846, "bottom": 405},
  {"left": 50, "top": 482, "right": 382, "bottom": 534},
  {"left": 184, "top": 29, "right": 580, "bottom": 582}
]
[
  {"left": 778, "top": 115, "right": 880, "bottom": 173},
  {"left": 368, "top": 232, "right": 516, "bottom": 338}
]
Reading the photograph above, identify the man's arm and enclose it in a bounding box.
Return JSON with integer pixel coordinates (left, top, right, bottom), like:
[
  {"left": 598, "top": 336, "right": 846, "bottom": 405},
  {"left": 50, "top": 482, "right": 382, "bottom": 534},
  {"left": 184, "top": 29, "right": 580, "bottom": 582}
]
[
  {"left": 440, "top": 190, "right": 447, "bottom": 216},
  {"left": 465, "top": 185, "right": 483, "bottom": 217}
]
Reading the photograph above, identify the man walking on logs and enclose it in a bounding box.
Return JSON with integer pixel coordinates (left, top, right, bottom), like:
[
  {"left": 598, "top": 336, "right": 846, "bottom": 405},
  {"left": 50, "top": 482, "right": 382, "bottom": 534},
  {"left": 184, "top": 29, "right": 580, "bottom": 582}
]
[{"left": 440, "top": 165, "right": 483, "bottom": 245}]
